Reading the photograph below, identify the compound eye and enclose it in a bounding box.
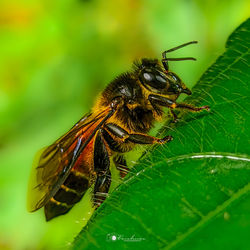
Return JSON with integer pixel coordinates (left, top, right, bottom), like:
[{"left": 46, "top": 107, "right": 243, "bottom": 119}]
[
  {"left": 140, "top": 69, "right": 167, "bottom": 89},
  {"left": 143, "top": 72, "right": 153, "bottom": 81}
]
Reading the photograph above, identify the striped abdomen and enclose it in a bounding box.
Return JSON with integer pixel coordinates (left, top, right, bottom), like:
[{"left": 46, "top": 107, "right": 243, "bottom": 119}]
[
  {"left": 44, "top": 170, "right": 89, "bottom": 221},
  {"left": 44, "top": 135, "right": 96, "bottom": 221}
]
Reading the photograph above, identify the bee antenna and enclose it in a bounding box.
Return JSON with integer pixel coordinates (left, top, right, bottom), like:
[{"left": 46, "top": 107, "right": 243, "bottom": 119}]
[
  {"left": 162, "top": 41, "right": 198, "bottom": 56},
  {"left": 165, "top": 57, "right": 197, "bottom": 61},
  {"left": 162, "top": 41, "right": 198, "bottom": 70}
]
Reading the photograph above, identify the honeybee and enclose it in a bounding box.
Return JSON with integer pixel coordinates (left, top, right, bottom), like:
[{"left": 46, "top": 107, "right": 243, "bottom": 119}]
[{"left": 27, "top": 41, "right": 209, "bottom": 221}]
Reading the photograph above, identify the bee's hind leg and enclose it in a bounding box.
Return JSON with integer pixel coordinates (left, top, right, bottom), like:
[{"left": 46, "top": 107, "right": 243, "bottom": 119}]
[
  {"left": 93, "top": 169, "right": 111, "bottom": 208},
  {"left": 92, "top": 130, "right": 111, "bottom": 208}
]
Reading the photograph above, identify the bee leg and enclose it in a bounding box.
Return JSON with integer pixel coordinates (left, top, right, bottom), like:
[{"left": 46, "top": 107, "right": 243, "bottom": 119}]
[
  {"left": 148, "top": 94, "right": 210, "bottom": 121},
  {"left": 170, "top": 109, "right": 179, "bottom": 123},
  {"left": 113, "top": 155, "right": 129, "bottom": 178},
  {"left": 105, "top": 123, "right": 173, "bottom": 145},
  {"left": 126, "top": 133, "right": 173, "bottom": 145},
  {"left": 101, "top": 128, "right": 129, "bottom": 153},
  {"left": 93, "top": 169, "right": 111, "bottom": 208},
  {"left": 92, "top": 130, "right": 111, "bottom": 207}
]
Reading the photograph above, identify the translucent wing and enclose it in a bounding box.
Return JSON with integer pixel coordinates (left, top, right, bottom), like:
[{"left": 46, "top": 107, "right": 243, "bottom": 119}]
[{"left": 27, "top": 107, "right": 114, "bottom": 212}]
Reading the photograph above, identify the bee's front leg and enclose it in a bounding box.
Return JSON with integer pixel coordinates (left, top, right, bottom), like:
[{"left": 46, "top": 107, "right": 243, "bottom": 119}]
[
  {"left": 170, "top": 109, "right": 179, "bottom": 123},
  {"left": 148, "top": 94, "right": 210, "bottom": 122}
]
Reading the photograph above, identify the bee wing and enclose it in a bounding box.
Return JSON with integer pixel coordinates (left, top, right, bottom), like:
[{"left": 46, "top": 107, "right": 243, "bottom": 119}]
[{"left": 27, "top": 107, "right": 114, "bottom": 212}]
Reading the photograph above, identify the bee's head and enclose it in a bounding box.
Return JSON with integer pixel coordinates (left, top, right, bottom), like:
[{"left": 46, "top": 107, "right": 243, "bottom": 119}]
[
  {"left": 138, "top": 58, "right": 192, "bottom": 96},
  {"left": 137, "top": 41, "right": 199, "bottom": 97}
]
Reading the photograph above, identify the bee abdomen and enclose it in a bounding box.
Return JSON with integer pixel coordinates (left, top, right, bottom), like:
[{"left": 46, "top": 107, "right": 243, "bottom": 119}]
[
  {"left": 44, "top": 198, "right": 72, "bottom": 221},
  {"left": 45, "top": 171, "right": 89, "bottom": 221}
]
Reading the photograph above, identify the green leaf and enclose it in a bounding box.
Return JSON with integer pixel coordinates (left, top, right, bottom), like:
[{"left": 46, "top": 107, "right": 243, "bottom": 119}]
[{"left": 73, "top": 19, "right": 250, "bottom": 249}]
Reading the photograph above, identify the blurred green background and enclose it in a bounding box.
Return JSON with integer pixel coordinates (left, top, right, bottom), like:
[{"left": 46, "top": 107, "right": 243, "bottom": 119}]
[{"left": 0, "top": 0, "right": 249, "bottom": 249}]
